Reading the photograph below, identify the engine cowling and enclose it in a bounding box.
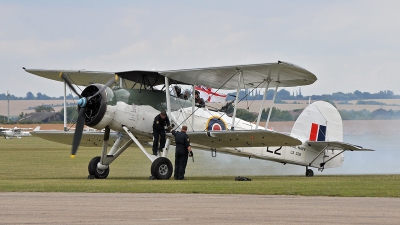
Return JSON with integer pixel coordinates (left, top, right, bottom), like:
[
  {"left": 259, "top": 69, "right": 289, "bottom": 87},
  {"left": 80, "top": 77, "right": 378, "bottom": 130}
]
[{"left": 79, "top": 84, "right": 115, "bottom": 129}]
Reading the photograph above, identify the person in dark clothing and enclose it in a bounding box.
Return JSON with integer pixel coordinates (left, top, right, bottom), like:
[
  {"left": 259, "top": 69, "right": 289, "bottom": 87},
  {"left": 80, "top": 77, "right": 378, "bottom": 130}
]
[
  {"left": 195, "top": 90, "right": 205, "bottom": 108},
  {"left": 172, "top": 125, "right": 192, "bottom": 180},
  {"left": 175, "top": 86, "right": 184, "bottom": 99},
  {"left": 152, "top": 110, "right": 171, "bottom": 156},
  {"left": 183, "top": 90, "right": 190, "bottom": 100}
]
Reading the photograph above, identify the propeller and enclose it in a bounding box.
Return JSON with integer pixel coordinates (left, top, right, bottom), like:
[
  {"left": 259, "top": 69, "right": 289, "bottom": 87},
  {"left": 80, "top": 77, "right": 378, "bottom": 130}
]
[{"left": 61, "top": 74, "right": 117, "bottom": 158}]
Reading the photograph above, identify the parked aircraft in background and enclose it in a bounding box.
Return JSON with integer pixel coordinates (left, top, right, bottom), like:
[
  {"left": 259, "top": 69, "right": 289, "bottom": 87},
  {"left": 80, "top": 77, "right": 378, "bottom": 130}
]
[
  {"left": 1, "top": 127, "right": 33, "bottom": 139},
  {"left": 24, "top": 61, "right": 374, "bottom": 179}
]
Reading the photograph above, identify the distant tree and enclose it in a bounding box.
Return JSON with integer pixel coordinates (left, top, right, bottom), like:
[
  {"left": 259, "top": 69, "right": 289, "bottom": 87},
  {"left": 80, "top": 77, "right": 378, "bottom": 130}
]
[
  {"left": 261, "top": 108, "right": 294, "bottom": 121},
  {"left": 59, "top": 106, "right": 79, "bottom": 122},
  {"left": 26, "top": 92, "right": 35, "bottom": 100},
  {"left": 37, "top": 92, "right": 51, "bottom": 100},
  {"left": 236, "top": 109, "right": 257, "bottom": 122},
  {"left": 276, "top": 89, "right": 291, "bottom": 100},
  {"left": 34, "top": 105, "right": 55, "bottom": 112}
]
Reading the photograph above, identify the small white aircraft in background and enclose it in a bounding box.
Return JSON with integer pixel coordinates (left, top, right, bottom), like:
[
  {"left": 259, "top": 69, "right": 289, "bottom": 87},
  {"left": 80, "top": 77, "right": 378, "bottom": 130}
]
[
  {"left": 1, "top": 127, "right": 33, "bottom": 139},
  {"left": 24, "top": 61, "right": 374, "bottom": 179}
]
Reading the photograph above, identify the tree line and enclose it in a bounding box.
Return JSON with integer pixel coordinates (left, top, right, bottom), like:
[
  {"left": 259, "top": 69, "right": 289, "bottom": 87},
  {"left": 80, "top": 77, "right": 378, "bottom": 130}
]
[
  {"left": 0, "top": 92, "right": 77, "bottom": 100},
  {"left": 226, "top": 89, "right": 399, "bottom": 101},
  {"left": 0, "top": 89, "right": 398, "bottom": 101},
  {"left": 233, "top": 107, "right": 400, "bottom": 122}
]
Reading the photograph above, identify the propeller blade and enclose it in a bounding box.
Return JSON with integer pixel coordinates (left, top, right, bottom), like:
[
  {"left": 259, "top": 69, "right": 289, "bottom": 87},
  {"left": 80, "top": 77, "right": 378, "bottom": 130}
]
[
  {"left": 71, "top": 108, "right": 86, "bottom": 157},
  {"left": 62, "top": 74, "right": 82, "bottom": 98},
  {"left": 87, "top": 76, "right": 116, "bottom": 101}
]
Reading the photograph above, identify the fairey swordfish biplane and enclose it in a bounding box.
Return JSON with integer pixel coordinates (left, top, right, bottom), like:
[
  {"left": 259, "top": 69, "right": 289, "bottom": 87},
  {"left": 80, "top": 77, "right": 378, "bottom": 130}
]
[{"left": 23, "top": 61, "right": 373, "bottom": 179}]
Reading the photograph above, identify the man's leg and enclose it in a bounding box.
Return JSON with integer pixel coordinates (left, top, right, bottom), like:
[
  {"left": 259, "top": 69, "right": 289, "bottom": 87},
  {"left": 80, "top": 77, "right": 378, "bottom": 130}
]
[
  {"left": 152, "top": 130, "right": 159, "bottom": 155},
  {"left": 178, "top": 154, "right": 188, "bottom": 180},
  {"left": 174, "top": 152, "right": 180, "bottom": 180},
  {"left": 159, "top": 130, "right": 166, "bottom": 152}
]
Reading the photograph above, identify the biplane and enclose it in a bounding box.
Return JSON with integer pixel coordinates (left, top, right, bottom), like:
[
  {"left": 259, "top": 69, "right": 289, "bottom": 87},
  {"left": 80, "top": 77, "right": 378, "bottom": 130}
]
[{"left": 23, "top": 61, "right": 373, "bottom": 179}]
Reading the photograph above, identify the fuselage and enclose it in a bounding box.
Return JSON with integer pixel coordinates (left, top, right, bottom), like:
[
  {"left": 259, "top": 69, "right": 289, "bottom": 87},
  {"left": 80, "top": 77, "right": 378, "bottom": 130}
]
[{"left": 4, "top": 130, "right": 31, "bottom": 138}]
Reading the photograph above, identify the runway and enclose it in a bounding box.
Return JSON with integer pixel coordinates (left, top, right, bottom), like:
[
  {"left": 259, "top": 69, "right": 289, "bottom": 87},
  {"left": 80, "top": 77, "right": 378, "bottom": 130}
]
[{"left": 1, "top": 193, "right": 399, "bottom": 224}]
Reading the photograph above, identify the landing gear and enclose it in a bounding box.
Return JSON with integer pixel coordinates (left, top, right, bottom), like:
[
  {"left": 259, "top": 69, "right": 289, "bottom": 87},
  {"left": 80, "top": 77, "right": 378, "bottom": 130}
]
[
  {"left": 306, "top": 168, "right": 314, "bottom": 177},
  {"left": 88, "top": 156, "right": 109, "bottom": 179},
  {"left": 151, "top": 157, "right": 173, "bottom": 179}
]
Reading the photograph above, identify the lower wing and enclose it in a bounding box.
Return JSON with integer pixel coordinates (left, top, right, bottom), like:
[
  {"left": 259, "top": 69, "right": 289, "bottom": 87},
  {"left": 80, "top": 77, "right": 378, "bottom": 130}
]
[
  {"left": 168, "top": 129, "right": 302, "bottom": 148},
  {"left": 31, "top": 130, "right": 128, "bottom": 147}
]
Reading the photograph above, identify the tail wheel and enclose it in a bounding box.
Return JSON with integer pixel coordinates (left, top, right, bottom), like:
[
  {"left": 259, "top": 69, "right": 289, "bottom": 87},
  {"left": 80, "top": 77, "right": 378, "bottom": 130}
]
[
  {"left": 151, "top": 157, "right": 173, "bottom": 180},
  {"left": 88, "top": 156, "right": 109, "bottom": 179},
  {"left": 306, "top": 169, "right": 314, "bottom": 177}
]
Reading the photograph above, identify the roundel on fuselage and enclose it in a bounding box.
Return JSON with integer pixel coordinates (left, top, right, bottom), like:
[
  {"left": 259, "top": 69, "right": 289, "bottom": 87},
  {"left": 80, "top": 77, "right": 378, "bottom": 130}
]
[{"left": 206, "top": 116, "right": 227, "bottom": 131}]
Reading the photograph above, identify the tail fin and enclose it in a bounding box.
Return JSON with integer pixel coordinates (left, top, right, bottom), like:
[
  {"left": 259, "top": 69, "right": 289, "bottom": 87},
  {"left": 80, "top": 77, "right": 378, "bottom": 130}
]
[{"left": 290, "top": 101, "right": 343, "bottom": 142}]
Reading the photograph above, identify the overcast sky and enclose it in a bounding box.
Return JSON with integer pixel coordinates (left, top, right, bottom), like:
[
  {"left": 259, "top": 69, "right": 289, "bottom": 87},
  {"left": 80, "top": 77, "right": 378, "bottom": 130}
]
[{"left": 1, "top": 0, "right": 399, "bottom": 97}]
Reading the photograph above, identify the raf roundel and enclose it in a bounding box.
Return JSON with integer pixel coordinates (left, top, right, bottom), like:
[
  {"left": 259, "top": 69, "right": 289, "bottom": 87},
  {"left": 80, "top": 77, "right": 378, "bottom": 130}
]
[{"left": 206, "top": 116, "right": 227, "bottom": 131}]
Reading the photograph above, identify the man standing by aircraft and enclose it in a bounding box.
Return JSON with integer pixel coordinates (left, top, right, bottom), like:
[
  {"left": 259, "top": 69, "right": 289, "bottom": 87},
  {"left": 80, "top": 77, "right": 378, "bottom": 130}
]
[
  {"left": 152, "top": 110, "right": 171, "bottom": 156},
  {"left": 172, "top": 125, "right": 193, "bottom": 180}
]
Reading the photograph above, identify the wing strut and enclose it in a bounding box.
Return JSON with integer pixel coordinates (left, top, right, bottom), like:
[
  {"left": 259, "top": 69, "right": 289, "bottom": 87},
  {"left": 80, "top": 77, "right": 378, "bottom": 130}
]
[
  {"left": 319, "top": 150, "right": 345, "bottom": 169},
  {"left": 255, "top": 78, "right": 271, "bottom": 129},
  {"left": 191, "top": 84, "right": 195, "bottom": 131},
  {"left": 265, "top": 83, "right": 280, "bottom": 129},
  {"left": 165, "top": 77, "right": 172, "bottom": 118},
  {"left": 309, "top": 144, "right": 329, "bottom": 166},
  {"left": 63, "top": 80, "right": 67, "bottom": 131},
  {"left": 231, "top": 71, "right": 242, "bottom": 130}
]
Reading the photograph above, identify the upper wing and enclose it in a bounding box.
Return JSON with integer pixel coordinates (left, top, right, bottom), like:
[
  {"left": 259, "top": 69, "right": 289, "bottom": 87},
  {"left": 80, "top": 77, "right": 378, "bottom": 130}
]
[
  {"left": 24, "top": 61, "right": 317, "bottom": 90},
  {"left": 168, "top": 129, "right": 302, "bottom": 148},
  {"left": 157, "top": 61, "right": 317, "bottom": 89},
  {"left": 306, "top": 141, "right": 375, "bottom": 151},
  {"left": 23, "top": 68, "right": 124, "bottom": 88}
]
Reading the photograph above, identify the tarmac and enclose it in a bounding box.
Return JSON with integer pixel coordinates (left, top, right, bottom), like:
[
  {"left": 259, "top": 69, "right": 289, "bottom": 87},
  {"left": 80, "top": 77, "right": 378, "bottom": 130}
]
[{"left": 1, "top": 192, "right": 399, "bottom": 224}]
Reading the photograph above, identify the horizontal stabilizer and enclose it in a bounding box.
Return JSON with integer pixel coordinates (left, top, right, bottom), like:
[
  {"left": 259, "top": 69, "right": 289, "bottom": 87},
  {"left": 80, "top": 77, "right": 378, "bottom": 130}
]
[
  {"left": 306, "top": 141, "right": 375, "bottom": 151},
  {"left": 169, "top": 129, "right": 302, "bottom": 148}
]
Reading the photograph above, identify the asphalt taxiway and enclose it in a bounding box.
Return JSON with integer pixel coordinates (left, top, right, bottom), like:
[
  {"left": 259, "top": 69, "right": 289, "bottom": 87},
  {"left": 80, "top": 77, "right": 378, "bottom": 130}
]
[{"left": 1, "top": 193, "right": 399, "bottom": 224}]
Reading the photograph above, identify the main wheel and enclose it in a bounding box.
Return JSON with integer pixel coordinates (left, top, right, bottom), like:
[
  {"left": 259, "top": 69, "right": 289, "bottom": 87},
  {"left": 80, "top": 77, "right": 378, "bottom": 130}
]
[
  {"left": 88, "top": 156, "right": 109, "bottom": 179},
  {"left": 151, "top": 157, "right": 173, "bottom": 180},
  {"left": 306, "top": 169, "right": 314, "bottom": 177}
]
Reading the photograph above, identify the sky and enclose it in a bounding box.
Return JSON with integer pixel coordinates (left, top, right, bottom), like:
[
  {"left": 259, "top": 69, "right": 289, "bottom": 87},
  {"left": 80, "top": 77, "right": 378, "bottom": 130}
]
[{"left": 1, "top": 0, "right": 400, "bottom": 98}]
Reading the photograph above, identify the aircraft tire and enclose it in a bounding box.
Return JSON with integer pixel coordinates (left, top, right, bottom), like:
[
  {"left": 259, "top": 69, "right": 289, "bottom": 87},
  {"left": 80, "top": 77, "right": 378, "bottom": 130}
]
[
  {"left": 306, "top": 169, "right": 314, "bottom": 177},
  {"left": 151, "top": 157, "right": 173, "bottom": 180},
  {"left": 88, "top": 156, "right": 109, "bottom": 179}
]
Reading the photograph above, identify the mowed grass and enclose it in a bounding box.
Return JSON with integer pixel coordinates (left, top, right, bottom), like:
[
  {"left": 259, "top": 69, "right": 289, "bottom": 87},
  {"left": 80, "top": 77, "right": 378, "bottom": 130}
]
[{"left": 1, "top": 137, "right": 399, "bottom": 197}]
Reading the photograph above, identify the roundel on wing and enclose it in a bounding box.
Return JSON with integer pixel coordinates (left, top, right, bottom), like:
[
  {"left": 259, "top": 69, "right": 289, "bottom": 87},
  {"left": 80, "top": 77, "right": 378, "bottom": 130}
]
[{"left": 206, "top": 117, "right": 227, "bottom": 131}]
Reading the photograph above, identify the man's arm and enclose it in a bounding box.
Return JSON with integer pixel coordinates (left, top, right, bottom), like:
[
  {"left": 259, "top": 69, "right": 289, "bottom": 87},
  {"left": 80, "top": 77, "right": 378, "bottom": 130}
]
[{"left": 153, "top": 115, "right": 164, "bottom": 130}]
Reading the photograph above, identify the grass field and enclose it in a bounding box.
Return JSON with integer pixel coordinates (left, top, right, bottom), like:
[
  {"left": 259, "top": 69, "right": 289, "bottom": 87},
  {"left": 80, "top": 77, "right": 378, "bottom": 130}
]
[{"left": 1, "top": 137, "right": 399, "bottom": 197}]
